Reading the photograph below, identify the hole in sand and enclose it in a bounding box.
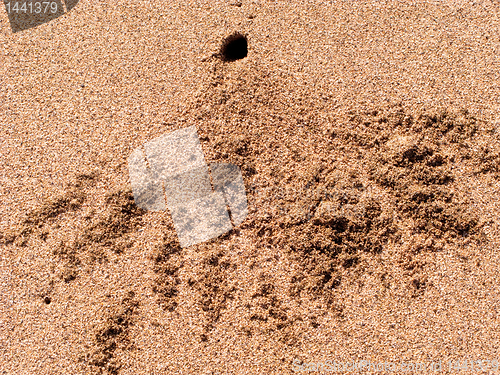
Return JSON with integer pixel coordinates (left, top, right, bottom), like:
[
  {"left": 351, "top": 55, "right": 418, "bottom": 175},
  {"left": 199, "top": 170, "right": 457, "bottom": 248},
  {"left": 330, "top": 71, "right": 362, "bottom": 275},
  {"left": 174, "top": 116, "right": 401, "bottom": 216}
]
[{"left": 220, "top": 33, "right": 248, "bottom": 62}]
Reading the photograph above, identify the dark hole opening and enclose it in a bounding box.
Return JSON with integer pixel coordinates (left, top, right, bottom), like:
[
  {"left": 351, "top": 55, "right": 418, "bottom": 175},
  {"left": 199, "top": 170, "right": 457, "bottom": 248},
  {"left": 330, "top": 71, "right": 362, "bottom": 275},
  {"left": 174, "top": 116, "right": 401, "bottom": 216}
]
[
  {"left": 44, "top": 296, "right": 52, "bottom": 304},
  {"left": 220, "top": 33, "right": 248, "bottom": 62}
]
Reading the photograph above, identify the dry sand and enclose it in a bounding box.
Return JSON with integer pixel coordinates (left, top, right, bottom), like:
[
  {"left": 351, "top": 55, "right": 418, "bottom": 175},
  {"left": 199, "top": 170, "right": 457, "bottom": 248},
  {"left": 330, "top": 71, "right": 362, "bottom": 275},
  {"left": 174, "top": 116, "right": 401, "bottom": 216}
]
[{"left": 2, "top": 1, "right": 500, "bottom": 374}]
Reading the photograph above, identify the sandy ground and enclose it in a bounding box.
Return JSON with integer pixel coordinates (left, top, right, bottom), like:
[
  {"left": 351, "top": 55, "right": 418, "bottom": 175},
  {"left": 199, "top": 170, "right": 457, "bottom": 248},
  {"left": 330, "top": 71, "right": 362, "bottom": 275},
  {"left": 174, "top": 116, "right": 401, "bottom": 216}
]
[{"left": 1, "top": 1, "right": 500, "bottom": 374}]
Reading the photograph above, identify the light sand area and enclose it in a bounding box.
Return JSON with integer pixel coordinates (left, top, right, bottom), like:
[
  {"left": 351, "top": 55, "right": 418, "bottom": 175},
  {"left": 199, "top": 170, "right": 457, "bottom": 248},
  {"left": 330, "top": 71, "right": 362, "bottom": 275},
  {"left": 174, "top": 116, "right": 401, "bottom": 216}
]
[{"left": 1, "top": 1, "right": 500, "bottom": 374}]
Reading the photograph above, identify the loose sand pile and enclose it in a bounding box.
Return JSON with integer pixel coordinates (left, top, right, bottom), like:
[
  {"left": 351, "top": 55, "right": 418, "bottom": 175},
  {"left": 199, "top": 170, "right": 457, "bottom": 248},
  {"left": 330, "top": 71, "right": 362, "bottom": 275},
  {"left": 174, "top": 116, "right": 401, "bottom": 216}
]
[{"left": 2, "top": 1, "right": 500, "bottom": 374}]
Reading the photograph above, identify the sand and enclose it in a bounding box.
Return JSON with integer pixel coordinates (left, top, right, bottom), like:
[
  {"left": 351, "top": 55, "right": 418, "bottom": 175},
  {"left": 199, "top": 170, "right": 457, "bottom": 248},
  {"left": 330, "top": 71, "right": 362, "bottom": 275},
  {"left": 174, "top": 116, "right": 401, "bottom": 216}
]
[{"left": 2, "top": 1, "right": 500, "bottom": 374}]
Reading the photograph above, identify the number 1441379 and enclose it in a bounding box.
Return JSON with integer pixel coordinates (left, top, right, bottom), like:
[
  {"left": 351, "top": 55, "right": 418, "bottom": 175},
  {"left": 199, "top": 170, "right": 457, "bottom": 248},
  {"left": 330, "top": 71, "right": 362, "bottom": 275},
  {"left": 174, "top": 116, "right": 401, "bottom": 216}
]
[{"left": 5, "top": 2, "right": 58, "bottom": 14}]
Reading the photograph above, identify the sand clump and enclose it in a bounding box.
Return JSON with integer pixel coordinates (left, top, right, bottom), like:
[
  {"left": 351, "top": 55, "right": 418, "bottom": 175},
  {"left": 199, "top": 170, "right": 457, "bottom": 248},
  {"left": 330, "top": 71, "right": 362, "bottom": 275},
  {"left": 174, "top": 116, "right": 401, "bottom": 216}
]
[
  {"left": 151, "top": 232, "right": 184, "bottom": 312},
  {"left": 178, "top": 58, "right": 497, "bottom": 310},
  {"left": 3, "top": 56, "right": 500, "bottom": 372},
  {"left": 269, "top": 107, "right": 489, "bottom": 301},
  {"left": 83, "top": 291, "right": 139, "bottom": 375},
  {"left": 53, "top": 187, "right": 145, "bottom": 282},
  {"left": 2, "top": 172, "right": 145, "bottom": 283},
  {"left": 137, "top": 57, "right": 500, "bottom": 346}
]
